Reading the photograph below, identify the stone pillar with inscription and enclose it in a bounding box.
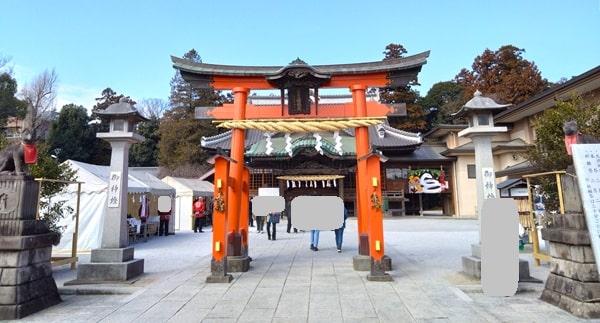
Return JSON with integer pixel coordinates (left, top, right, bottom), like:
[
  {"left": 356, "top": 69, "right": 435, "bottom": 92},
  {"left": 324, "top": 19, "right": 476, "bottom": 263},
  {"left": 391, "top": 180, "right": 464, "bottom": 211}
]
[
  {"left": 453, "top": 91, "right": 511, "bottom": 278},
  {"left": 72, "top": 99, "right": 148, "bottom": 283},
  {"left": 0, "top": 174, "right": 61, "bottom": 319}
]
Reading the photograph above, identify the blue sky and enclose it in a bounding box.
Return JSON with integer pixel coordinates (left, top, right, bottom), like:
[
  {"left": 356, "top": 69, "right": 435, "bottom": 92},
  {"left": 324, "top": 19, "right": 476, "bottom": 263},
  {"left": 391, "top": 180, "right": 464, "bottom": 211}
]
[{"left": 2, "top": 0, "right": 599, "bottom": 113}]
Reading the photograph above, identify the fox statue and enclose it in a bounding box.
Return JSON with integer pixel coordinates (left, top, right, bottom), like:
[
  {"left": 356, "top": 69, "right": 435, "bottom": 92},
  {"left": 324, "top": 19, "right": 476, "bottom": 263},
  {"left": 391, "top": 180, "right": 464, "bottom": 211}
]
[
  {"left": 563, "top": 120, "right": 600, "bottom": 155},
  {"left": 0, "top": 129, "right": 37, "bottom": 175}
]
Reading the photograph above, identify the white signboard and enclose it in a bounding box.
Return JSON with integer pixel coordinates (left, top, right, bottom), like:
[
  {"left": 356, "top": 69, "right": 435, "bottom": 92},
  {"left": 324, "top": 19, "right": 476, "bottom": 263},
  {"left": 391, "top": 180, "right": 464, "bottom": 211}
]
[
  {"left": 258, "top": 187, "right": 280, "bottom": 197},
  {"left": 108, "top": 171, "right": 122, "bottom": 208},
  {"left": 571, "top": 144, "right": 600, "bottom": 276},
  {"left": 510, "top": 187, "right": 529, "bottom": 197}
]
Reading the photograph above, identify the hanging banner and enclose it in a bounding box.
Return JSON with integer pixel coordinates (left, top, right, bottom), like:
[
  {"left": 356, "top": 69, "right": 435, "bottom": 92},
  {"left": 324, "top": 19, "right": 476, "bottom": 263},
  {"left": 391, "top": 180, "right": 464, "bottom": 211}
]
[{"left": 408, "top": 169, "right": 448, "bottom": 193}]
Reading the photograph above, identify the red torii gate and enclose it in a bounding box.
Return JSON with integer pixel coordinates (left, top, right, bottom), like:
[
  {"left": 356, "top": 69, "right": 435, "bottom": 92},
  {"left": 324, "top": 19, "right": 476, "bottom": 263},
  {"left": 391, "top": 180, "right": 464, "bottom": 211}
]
[{"left": 172, "top": 52, "right": 429, "bottom": 282}]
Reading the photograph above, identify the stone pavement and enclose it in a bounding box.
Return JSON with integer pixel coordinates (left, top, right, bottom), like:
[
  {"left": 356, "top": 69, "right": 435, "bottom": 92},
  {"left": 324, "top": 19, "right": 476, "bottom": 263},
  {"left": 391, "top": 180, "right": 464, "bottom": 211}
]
[{"left": 12, "top": 217, "right": 597, "bottom": 322}]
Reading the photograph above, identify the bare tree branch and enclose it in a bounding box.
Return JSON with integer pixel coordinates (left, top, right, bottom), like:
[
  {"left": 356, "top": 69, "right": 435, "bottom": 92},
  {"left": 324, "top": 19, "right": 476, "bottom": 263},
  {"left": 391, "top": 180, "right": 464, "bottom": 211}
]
[
  {"left": 137, "top": 98, "right": 168, "bottom": 119},
  {"left": 20, "top": 69, "right": 58, "bottom": 138}
]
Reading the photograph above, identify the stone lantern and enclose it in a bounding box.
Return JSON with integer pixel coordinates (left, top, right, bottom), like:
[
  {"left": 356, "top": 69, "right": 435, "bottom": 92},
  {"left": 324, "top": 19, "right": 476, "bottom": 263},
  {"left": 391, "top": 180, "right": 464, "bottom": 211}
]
[
  {"left": 455, "top": 91, "right": 523, "bottom": 289},
  {"left": 95, "top": 97, "right": 148, "bottom": 141},
  {"left": 75, "top": 97, "right": 148, "bottom": 283},
  {"left": 453, "top": 90, "right": 510, "bottom": 215}
]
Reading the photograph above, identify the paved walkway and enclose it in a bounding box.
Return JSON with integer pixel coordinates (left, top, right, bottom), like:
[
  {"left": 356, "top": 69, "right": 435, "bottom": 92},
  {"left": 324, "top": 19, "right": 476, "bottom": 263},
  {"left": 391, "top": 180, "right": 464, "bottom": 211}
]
[{"left": 14, "top": 217, "right": 596, "bottom": 322}]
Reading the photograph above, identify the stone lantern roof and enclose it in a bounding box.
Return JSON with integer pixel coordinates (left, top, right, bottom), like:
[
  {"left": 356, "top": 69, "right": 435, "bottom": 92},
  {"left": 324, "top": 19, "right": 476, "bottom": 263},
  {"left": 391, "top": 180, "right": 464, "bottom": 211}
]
[
  {"left": 452, "top": 90, "right": 511, "bottom": 118},
  {"left": 94, "top": 97, "right": 149, "bottom": 123}
]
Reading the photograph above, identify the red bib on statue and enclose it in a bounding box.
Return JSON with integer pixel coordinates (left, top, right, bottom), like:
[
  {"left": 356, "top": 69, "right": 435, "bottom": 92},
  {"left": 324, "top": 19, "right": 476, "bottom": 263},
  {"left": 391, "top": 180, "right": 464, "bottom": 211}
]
[{"left": 23, "top": 143, "right": 37, "bottom": 164}]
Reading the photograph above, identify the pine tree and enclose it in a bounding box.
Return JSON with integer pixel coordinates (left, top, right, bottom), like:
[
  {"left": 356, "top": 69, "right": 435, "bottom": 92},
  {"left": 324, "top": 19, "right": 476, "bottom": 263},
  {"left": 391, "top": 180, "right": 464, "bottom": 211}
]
[
  {"left": 375, "top": 44, "right": 427, "bottom": 132},
  {"left": 158, "top": 49, "right": 232, "bottom": 177}
]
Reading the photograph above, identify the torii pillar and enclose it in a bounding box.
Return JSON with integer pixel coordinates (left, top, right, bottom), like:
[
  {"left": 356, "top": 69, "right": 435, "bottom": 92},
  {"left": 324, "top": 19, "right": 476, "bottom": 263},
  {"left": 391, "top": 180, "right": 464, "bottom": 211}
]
[
  {"left": 351, "top": 85, "right": 391, "bottom": 281},
  {"left": 206, "top": 154, "right": 233, "bottom": 283},
  {"left": 240, "top": 167, "right": 251, "bottom": 257},
  {"left": 226, "top": 87, "right": 251, "bottom": 272}
]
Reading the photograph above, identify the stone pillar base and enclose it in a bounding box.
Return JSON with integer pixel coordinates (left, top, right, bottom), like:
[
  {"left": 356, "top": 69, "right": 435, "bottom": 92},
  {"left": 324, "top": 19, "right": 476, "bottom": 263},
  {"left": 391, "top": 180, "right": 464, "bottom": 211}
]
[
  {"left": 353, "top": 255, "right": 371, "bottom": 271},
  {"left": 462, "top": 244, "right": 538, "bottom": 282},
  {"left": 206, "top": 274, "right": 233, "bottom": 283},
  {"left": 70, "top": 247, "right": 144, "bottom": 283},
  {"left": 353, "top": 255, "right": 392, "bottom": 271},
  {"left": 462, "top": 244, "right": 482, "bottom": 278},
  {"left": 0, "top": 176, "right": 62, "bottom": 320},
  {"left": 462, "top": 256, "right": 482, "bottom": 279},
  {"left": 227, "top": 255, "right": 251, "bottom": 272},
  {"left": 382, "top": 255, "right": 392, "bottom": 271},
  {"left": 0, "top": 234, "right": 61, "bottom": 320},
  {"left": 540, "top": 213, "right": 600, "bottom": 319},
  {"left": 206, "top": 258, "right": 233, "bottom": 283},
  {"left": 519, "top": 258, "right": 542, "bottom": 283},
  {"left": 0, "top": 278, "right": 61, "bottom": 320},
  {"left": 367, "top": 259, "right": 393, "bottom": 282},
  {"left": 541, "top": 288, "right": 600, "bottom": 319}
]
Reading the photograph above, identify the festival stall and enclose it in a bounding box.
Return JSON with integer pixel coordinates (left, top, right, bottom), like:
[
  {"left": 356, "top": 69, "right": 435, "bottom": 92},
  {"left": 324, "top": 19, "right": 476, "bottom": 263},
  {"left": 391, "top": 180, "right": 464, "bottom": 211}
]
[{"left": 51, "top": 160, "right": 175, "bottom": 253}]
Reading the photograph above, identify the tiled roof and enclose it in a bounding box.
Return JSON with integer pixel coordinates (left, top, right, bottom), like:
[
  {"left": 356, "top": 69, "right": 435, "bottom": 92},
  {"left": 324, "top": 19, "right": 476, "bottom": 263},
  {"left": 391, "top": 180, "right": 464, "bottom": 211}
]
[
  {"left": 385, "top": 144, "right": 455, "bottom": 162},
  {"left": 245, "top": 132, "right": 356, "bottom": 158},
  {"left": 201, "top": 129, "right": 265, "bottom": 151},
  {"left": 495, "top": 160, "right": 536, "bottom": 178},
  {"left": 172, "top": 52, "right": 430, "bottom": 78}
]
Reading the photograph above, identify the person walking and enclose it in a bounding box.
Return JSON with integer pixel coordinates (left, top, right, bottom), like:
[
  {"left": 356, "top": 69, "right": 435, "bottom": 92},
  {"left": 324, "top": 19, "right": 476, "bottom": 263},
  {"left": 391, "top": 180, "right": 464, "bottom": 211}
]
[
  {"left": 255, "top": 213, "right": 265, "bottom": 233},
  {"left": 286, "top": 201, "right": 297, "bottom": 233},
  {"left": 192, "top": 196, "right": 206, "bottom": 233},
  {"left": 334, "top": 207, "right": 349, "bottom": 252},
  {"left": 310, "top": 229, "right": 320, "bottom": 251},
  {"left": 267, "top": 211, "right": 279, "bottom": 241}
]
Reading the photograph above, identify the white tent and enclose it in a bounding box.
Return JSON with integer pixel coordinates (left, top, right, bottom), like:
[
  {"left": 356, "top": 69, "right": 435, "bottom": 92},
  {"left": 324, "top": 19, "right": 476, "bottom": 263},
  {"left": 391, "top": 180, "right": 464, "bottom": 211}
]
[
  {"left": 51, "top": 160, "right": 175, "bottom": 252},
  {"left": 161, "top": 176, "right": 214, "bottom": 232}
]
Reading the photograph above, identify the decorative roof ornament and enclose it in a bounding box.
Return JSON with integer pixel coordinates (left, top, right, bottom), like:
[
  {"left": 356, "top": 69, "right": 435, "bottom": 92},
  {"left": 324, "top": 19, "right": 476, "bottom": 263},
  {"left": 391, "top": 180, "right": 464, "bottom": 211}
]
[{"left": 289, "top": 57, "right": 307, "bottom": 65}]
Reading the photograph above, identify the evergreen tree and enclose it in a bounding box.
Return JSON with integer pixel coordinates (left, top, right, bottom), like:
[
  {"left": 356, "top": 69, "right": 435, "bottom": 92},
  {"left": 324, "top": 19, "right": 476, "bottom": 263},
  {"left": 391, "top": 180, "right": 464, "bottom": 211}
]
[
  {"left": 527, "top": 94, "right": 600, "bottom": 172},
  {"left": 129, "top": 115, "right": 160, "bottom": 166},
  {"left": 158, "top": 49, "right": 231, "bottom": 177},
  {"left": 47, "top": 104, "right": 97, "bottom": 163},
  {"left": 419, "top": 81, "right": 467, "bottom": 127},
  {"left": 0, "top": 73, "right": 27, "bottom": 125},
  {"left": 375, "top": 44, "right": 427, "bottom": 132},
  {"left": 525, "top": 94, "right": 600, "bottom": 212}
]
